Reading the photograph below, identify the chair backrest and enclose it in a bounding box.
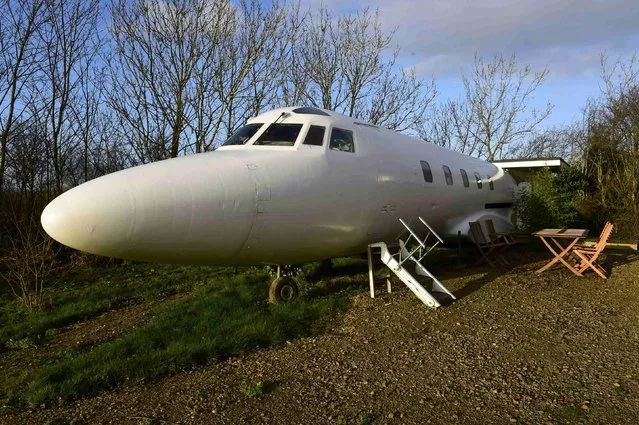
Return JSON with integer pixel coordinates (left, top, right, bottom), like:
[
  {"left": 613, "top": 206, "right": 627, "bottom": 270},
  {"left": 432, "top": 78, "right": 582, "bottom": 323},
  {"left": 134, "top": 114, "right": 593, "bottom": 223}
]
[
  {"left": 469, "top": 221, "right": 488, "bottom": 245},
  {"left": 485, "top": 219, "right": 497, "bottom": 239},
  {"left": 592, "top": 222, "right": 613, "bottom": 248},
  {"left": 596, "top": 222, "right": 613, "bottom": 242},
  {"left": 590, "top": 222, "right": 614, "bottom": 259},
  {"left": 599, "top": 222, "right": 614, "bottom": 246}
]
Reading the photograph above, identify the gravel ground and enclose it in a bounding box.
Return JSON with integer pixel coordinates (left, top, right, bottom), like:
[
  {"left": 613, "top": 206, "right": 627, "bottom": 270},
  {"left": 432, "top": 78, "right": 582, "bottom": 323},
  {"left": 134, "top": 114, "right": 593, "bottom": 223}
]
[{"left": 2, "top": 250, "right": 639, "bottom": 425}]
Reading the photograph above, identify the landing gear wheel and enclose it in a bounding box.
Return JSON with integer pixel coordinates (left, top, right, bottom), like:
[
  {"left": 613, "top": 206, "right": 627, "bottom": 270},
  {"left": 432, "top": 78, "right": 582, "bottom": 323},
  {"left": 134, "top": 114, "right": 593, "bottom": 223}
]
[{"left": 269, "top": 276, "right": 299, "bottom": 304}]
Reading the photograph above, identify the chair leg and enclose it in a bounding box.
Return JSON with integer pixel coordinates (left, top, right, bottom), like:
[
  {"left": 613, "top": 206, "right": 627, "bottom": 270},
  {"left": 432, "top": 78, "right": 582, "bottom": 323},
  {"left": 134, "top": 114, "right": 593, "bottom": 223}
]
[
  {"left": 497, "top": 245, "right": 510, "bottom": 265},
  {"left": 568, "top": 251, "right": 584, "bottom": 267},
  {"left": 593, "top": 263, "right": 608, "bottom": 279},
  {"left": 574, "top": 251, "right": 607, "bottom": 279},
  {"left": 473, "top": 247, "right": 496, "bottom": 267}
]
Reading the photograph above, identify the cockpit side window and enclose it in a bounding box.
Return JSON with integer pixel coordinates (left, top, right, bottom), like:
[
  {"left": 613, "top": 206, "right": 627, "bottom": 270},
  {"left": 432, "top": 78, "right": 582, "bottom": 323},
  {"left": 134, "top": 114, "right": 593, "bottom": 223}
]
[
  {"left": 222, "top": 124, "right": 263, "bottom": 146},
  {"left": 303, "top": 125, "right": 326, "bottom": 146},
  {"left": 254, "top": 124, "right": 303, "bottom": 146},
  {"left": 329, "top": 128, "right": 354, "bottom": 152}
]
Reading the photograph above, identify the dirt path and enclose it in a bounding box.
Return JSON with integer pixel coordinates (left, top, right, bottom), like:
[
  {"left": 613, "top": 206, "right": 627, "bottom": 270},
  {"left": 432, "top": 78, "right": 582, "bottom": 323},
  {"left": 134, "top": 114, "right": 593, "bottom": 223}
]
[{"left": 3, "top": 251, "right": 639, "bottom": 424}]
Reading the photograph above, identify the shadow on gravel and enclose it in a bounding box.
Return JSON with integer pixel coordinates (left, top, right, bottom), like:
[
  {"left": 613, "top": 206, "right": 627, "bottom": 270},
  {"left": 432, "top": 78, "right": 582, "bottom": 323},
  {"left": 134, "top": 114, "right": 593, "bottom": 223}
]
[
  {"left": 304, "top": 243, "right": 639, "bottom": 300},
  {"left": 451, "top": 269, "right": 501, "bottom": 300},
  {"left": 602, "top": 250, "right": 639, "bottom": 276}
]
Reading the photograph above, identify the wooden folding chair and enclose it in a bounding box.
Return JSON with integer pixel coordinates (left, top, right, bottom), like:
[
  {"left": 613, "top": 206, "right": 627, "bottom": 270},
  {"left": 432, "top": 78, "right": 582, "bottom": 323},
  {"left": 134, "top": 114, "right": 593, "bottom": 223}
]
[
  {"left": 468, "top": 221, "right": 508, "bottom": 267},
  {"left": 571, "top": 222, "right": 614, "bottom": 279},
  {"left": 484, "top": 219, "right": 521, "bottom": 246}
]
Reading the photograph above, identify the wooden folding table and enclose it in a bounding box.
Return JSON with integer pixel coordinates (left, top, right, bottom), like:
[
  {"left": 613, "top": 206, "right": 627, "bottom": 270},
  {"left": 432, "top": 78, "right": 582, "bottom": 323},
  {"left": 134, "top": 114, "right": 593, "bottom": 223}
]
[{"left": 533, "top": 228, "right": 589, "bottom": 276}]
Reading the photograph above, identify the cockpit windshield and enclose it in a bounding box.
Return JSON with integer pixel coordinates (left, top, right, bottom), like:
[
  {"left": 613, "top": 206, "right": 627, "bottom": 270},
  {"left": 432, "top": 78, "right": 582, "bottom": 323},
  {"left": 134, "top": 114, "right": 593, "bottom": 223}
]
[
  {"left": 222, "top": 124, "right": 263, "bottom": 146},
  {"left": 253, "top": 124, "right": 303, "bottom": 146}
]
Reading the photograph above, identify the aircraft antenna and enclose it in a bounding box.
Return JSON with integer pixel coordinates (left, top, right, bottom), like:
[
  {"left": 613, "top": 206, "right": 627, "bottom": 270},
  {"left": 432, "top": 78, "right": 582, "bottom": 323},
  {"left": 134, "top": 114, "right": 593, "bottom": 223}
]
[{"left": 272, "top": 111, "right": 287, "bottom": 125}]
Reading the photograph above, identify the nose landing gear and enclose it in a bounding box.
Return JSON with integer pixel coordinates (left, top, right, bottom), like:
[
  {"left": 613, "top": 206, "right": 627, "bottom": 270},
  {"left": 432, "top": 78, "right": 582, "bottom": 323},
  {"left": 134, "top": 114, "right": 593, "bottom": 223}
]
[
  {"left": 269, "top": 275, "right": 299, "bottom": 303},
  {"left": 268, "top": 265, "right": 299, "bottom": 303}
]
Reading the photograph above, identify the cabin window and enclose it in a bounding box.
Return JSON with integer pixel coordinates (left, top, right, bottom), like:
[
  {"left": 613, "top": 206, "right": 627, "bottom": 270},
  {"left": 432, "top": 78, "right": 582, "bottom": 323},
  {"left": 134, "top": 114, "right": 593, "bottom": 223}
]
[
  {"left": 474, "top": 172, "right": 483, "bottom": 189},
  {"left": 460, "top": 169, "right": 469, "bottom": 188},
  {"left": 420, "top": 160, "right": 433, "bottom": 183},
  {"left": 329, "top": 128, "right": 355, "bottom": 152},
  {"left": 222, "top": 123, "right": 263, "bottom": 146},
  {"left": 488, "top": 175, "right": 495, "bottom": 190},
  {"left": 303, "top": 125, "right": 325, "bottom": 146},
  {"left": 443, "top": 165, "right": 453, "bottom": 185},
  {"left": 254, "top": 123, "right": 303, "bottom": 146}
]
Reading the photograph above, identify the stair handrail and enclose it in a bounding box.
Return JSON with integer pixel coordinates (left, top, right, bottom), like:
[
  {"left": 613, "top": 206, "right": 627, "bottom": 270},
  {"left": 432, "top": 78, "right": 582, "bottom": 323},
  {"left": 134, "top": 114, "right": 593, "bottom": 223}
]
[
  {"left": 396, "top": 217, "right": 444, "bottom": 264},
  {"left": 419, "top": 217, "right": 443, "bottom": 243},
  {"left": 399, "top": 218, "right": 426, "bottom": 248}
]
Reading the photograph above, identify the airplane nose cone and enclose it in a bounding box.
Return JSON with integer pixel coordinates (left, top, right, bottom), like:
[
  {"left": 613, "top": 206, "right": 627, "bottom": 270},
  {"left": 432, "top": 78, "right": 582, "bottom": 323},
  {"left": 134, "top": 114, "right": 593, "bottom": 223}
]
[
  {"left": 41, "top": 180, "right": 134, "bottom": 256},
  {"left": 41, "top": 153, "right": 256, "bottom": 264}
]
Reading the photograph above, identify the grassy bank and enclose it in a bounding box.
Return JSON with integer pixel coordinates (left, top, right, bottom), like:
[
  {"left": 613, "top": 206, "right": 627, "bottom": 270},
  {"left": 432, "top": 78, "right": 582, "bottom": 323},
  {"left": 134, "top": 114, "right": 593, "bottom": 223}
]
[
  {"left": 0, "top": 261, "right": 365, "bottom": 408},
  {"left": 0, "top": 264, "right": 229, "bottom": 348}
]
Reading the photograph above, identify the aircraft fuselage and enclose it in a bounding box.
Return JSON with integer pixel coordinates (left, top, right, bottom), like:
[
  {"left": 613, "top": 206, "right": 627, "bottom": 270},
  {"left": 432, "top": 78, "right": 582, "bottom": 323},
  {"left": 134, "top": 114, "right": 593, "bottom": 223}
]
[{"left": 41, "top": 107, "right": 516, "bottom": 265}]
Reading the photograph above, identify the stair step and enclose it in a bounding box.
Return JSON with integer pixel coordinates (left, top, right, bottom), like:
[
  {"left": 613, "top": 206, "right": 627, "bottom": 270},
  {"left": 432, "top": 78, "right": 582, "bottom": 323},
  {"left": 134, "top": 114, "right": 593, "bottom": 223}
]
[
  {"left": 367, "top": 216, "right": 455, "bottom": 309},
  {"left": 415, "top": 275, "right": 435, "bottom": 288},
  {"left": 431, "top": 290, "right": 454, "bottom": 305},
  {"left": 415, "top": 276, "right": 454, "bottom": 302}
]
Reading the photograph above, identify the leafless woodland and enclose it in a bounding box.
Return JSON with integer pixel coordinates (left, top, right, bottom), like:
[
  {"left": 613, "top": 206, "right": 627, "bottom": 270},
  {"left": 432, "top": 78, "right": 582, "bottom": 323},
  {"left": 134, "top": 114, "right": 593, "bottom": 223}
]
[{"left": 0, "top": 0, "right": 637, "bottom": 240}]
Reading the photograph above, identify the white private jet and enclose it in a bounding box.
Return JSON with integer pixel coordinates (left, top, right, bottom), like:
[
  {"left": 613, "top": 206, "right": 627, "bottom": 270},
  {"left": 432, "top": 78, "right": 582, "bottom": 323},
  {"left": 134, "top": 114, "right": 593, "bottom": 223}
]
[{"left": 41, "top": 106, "right": 516, "bottom": 304}]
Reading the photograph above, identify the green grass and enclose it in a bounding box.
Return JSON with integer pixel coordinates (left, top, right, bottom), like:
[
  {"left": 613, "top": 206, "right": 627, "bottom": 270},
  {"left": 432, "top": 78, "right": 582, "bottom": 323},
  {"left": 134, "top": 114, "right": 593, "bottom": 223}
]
[
  {"left": 0, "top": 264, "right": 231, "bottom": 349},
  {"left": 13, "top": 270, "right": 347, "bottom": 405},
  {"left": 0, "top": 255, "right": 379, "bottom": 408}
]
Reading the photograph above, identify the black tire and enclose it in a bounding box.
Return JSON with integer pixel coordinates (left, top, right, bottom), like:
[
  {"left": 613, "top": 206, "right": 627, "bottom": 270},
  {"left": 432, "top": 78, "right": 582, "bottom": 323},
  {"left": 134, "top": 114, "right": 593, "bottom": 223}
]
[{"left": 269, "top": 276, "right": 299, "bottom": 304}]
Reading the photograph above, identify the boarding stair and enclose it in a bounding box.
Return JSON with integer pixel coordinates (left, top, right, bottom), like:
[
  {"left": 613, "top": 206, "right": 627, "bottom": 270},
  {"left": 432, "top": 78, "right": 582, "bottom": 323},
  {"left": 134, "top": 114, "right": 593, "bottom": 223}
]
[{"left": 367, "top": 217, "right": 455, "bottom": 308}]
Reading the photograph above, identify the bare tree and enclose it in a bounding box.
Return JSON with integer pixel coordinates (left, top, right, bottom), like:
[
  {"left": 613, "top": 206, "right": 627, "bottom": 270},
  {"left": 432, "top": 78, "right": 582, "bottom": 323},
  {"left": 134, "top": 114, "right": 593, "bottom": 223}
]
[
  {"left": 280, "top": 6, "right": 435, "bottom": 133},
  {"left": 435, "top": 54, "right": 552, "bottom": 160},
  {"left": 275, "top": 4, "right": 307, "bottom": 107},
  {"left": 510, "top": 123, "right": 586, "bottom": 164},
  {"left": 72, "top": 62, "right": 101, "bottom": 183},
  {"left": 203, "top": 0, "right": 288, "bottom": 150},
  {"left": 364, "top": 65, "right": 436, "bottom": 132},
  {"left": 293, "top": 7, "right": 343, "bottom": 110},
  {"left": 4, "top": 124, "right": 49, "bottom": 217},
  {"left": 30, "top": 0, "right": 100, "bottom": 193},
  {"left": 581, "top": 52, "right": 639, "bottom": 236},
  {"left": 108, "top": 0, "right": 260, "bottom": 160},
  {"left": 0, "top": 0, "right": 43, "bottom": 194},
  {"left": 600, "top": 52, "right": 639, "bottom": 156},
  {"left": 422, "top": 100, "right": 476, "bottom": 154}
]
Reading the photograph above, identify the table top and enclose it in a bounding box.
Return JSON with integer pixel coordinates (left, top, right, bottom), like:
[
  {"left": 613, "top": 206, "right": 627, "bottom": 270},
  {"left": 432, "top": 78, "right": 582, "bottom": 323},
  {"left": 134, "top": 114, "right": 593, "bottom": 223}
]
[{"left": 533, "top": 228, "right": 589, "bottom": 238}]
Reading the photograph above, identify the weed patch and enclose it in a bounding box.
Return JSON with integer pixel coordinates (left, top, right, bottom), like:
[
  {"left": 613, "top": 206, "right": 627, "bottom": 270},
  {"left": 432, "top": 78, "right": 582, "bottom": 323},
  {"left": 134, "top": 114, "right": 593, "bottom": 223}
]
[
  {"left": 240, "top": 381, "right": 266, "bottom": 398},
  {"left": 4, "top": 337, "right": 37, "bottom": 350}
]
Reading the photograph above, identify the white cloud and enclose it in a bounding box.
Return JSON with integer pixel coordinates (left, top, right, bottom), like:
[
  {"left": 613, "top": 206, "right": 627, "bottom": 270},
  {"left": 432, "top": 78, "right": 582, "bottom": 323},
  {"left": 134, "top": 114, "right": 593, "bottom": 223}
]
[{"left": 301, "top": 0, "right": 639, "bottom": 79}]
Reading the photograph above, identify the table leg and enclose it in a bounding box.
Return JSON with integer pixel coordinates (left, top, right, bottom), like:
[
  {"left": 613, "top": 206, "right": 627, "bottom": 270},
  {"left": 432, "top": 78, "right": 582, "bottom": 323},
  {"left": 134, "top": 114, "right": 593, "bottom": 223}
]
[
  {"left": 536, "top": 237, "right": 583, "bottom": 276},
  {"left": 550, "top": 237, "right": 583, "bottom": 276}
]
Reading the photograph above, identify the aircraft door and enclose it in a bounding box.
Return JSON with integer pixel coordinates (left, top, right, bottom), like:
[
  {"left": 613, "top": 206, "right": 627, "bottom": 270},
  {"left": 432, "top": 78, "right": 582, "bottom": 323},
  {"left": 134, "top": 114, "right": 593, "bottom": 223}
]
[
  {"left": 324, "top": 126, "right": 376, "bottom": 247},
  {"left": 370, "top": 153, "right": 402, "bottom": 242}
]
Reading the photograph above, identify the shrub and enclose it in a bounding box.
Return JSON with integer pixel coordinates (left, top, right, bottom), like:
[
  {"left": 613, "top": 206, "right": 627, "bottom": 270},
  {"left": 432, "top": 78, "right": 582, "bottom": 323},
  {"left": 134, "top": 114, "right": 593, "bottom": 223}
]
[
  {"left": 514, "top": 166, "right": 588, "bottom": 232},
  {"left": 0, "top": 219, "right": 57, "bottom": 310}
]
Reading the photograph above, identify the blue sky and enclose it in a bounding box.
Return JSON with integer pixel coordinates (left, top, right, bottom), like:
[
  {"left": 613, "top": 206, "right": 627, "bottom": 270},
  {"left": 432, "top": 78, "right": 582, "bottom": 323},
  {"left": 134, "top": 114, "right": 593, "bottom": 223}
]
[{"left": 298, "top": 0, "right": 639, "bottom": 128}]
